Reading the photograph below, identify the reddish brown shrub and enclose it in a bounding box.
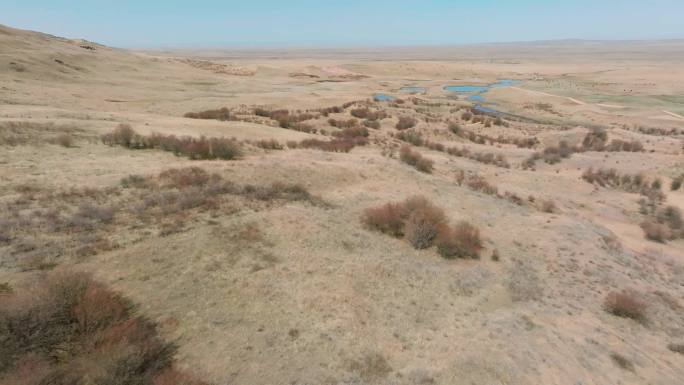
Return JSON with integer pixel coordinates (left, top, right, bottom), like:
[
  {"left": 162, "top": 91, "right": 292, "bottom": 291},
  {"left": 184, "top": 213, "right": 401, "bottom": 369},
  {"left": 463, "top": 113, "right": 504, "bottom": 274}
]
[
  {"left": 435, "top": 221, "right": 483, "bottom": 259},
  {"left": 641, "top": 220, "right": 671, "bottom": 243},
  {"left": 405, "top": 207, "right": 447, "bottom": 250},
  {"left": 362, "top": 203, "right": 406, "bottom": 237},
  {"left": 399, "top": 146, "right": 434, "bottom": 173},
  {"left": 604, "top": 290, "right": 647, "bottom": 321},
  {"left": 0, "top": 270, "right": 203, "bottom": 384},
  {"left": 396, "top": 116, "right": 417, "bottom": 130},
  {"left": 184, "top": 107, "right": 231, "bottom": 121}
]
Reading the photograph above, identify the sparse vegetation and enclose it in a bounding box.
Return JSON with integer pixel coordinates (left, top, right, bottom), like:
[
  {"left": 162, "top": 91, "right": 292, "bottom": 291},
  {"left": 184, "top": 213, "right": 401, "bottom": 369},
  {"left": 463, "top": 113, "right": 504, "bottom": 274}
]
[{"left": 0, "top": 167, "right": 321, "bottom": 268}]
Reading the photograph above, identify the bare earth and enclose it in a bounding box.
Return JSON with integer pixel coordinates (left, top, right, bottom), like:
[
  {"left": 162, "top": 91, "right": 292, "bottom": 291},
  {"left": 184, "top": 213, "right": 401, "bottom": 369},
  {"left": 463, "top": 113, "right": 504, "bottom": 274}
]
[{"left": 1, "top": 24, "right": 683, "bottom": 385}]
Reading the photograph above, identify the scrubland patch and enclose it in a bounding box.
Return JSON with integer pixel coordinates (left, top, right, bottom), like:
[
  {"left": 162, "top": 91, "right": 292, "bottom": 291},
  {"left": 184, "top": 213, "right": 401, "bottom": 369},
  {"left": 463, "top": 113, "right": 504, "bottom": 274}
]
[
  {"left": 102, "top": 124, "right": 242, "bottom": 160},
  {"left": 0, "top": 167, "right": 321, "bottom": 270},
  {"left": 362, "top": 196, "right": 483, "bottom": 259}
]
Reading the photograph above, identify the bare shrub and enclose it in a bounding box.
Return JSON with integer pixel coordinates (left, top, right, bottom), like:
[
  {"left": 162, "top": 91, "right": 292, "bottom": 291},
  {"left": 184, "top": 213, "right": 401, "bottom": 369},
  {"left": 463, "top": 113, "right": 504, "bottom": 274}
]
[
  {"left": 403, "top": 197, "right": 447, "bottom": 249},
  {"left": 362, "top": 203, "right": 406, "bottom": 237},
  {"left": 254, "top": 139, "right": 284, "bottom": 150},
  {"left": 0, "top": 271, "right": 205, "bottom": 383},
  {"left": 159, "top": 167, "right": 212, "bottom": 188},
  {"left": 102, "top": 125, "right": 241, "bottom": 160},
  {"left": 399, "top": 146, "right": 433, "bottom": 173},
  {"left": 184, "top": 107, "right": 231, "bottom": 121},
  {"left": 362, "top": 196, "right": 482, "bottom": 257},
  {"left": 52, "top": 133, "right": 73, "bottom": 148},
  {"left": 668, "top": 343, "right": 684, "bottom": 354},
  {"left": 396, "top": 130, "right": 424, "bottom": 146},
  {"left": 396, "top": 116, "right": 417, "bottom": 130},
  {"left": 641, "top": 205, "right": 683, "bottom": 243},
  {"left": 582, "top": 128, "right": 608, "bottom": 151},
  {"left": 610, "top": 353, "right": 635, "bottom": 371},
  {"left": 604, "top": 290, "right": 647, "bottom": 322},
  {"left": 539, "top": 199, "right": 557, "bottom": 213},
  {"left": 435, "top": 221, "right": 483, "bottom": 259},
  {"left": 363, "top": 119, "right": 381, "bottom": 129}
]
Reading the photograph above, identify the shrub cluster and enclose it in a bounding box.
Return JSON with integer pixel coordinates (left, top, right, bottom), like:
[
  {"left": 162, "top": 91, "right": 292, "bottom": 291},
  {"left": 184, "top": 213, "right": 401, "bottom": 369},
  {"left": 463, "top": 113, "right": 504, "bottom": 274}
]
[
  {"left": 102, "top": 124, "right": 241, "bottom": 160},
  {"left": 641, "top": 205, "right": 683, "bottom": 243},
  {"left": 328, "top": 118, "right": 358, "bottom": 129},
  {"left": 396, "top": 116, "right": 418, "bottom": 130},
  {"left": 455, "top": 126, "right": 537, "bottom": 148},
  {"left": 399, "top": 146, "right": 434, "bottom": 173},
  {"left": 184, "top": 107, "right": 231, "bottom": 121},
  {"left": 582, "top": 168, "right": 663, "bottom": 197},
  {"left": 671, "top": 174, "right": 684, "bottom": 191},
  {"left": 254, "top": 108, "right": 318, "bottom": 133},
  {"left": 350, "top": 108, "right": 388, "bottom": 121},
  {"left": 362, "top": 196, "right": 483, "bottom": 258},
  {"left": 0, "top": 271, "right": 206, "bottom": 384},
  {"left": 582, "top": 128, "right": 644, "bottom": 152},
  {"left": 252, "top": 138, "right": 284, "bottom": 150},
  {"left": 394, "top": 130, "right": 510, "bottom": 168}
]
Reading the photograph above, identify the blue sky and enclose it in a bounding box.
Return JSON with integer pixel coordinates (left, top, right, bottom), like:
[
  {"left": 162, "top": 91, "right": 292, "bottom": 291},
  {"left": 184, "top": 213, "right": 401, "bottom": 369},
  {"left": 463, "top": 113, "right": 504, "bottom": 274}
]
[{"left": 2, "top": 0, "right": 683, "bottom": 48}]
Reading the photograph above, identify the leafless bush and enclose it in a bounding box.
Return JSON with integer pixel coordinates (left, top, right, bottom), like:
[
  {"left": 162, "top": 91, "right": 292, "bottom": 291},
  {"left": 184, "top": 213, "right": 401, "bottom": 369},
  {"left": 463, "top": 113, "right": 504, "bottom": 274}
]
[
  {"left": 52, "top": 133, "right": 73, "bottom": 148},
  {"left": 0, "top": 270, "right": 205, "bottom": 384},
  {"left": 363, "top": 120, "right": 381, "bottom": 129},
  {"left": 363, "top": 196, "right": 483, "bottom": 257},
  {"left": 184, "top": 107, "right": 231, "bottom": 121},
  {"left": 399, "top": 146, "right": 434, "bottom": 173},
  {"left": 435, "top": 221, "right": 483, "bottom": 259},
  {"left": 396, "top": 116, "right": 418, "bottom": 130},
  {"left": 604, "top": 290, "right": 647, "bottom": 322},
  {"left": 254, "top": 139, "right": 284, "bottom": 150},
  {"left": 396, "top": 130, "right": 424, "bottom": 146},
  {"left": 102, "top": 126, "right": 242, "bottom": 160}
]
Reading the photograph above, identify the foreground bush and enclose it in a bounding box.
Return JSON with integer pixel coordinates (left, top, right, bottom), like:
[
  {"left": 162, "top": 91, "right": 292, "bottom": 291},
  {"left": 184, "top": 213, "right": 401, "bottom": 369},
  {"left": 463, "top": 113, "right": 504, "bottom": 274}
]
[
  {"left": 102, "top": 124, "right": 241, "bottom": 160},
  {"left": 0, "top": 271, "right": 206, "bottom": 384},
  {"left": 362, "top": 196, "right": 483, "bottom": 258}
]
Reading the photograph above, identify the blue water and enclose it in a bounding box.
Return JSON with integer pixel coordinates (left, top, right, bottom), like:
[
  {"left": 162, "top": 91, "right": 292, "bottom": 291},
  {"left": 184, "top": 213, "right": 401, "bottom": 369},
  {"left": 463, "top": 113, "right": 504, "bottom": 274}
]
[
  {"left": 374, "top": 94, "right": 395, "bottom": 101},
  {"left": 445, "top": 85, "right": 489, "bottom": 93},
  {"left": 401, "top": 86, "right": 427, "bottom": 94},
  {"left": 467, "top": 95, "right": 485, "bottom": 102},
  {"left": 444, "top": 79, "right": 517, "bottom": 115}
]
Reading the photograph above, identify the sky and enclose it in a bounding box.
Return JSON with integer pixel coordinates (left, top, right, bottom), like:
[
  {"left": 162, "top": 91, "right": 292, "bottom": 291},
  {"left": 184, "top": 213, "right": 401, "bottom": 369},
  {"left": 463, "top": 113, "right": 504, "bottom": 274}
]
[{"left": 2, "top": 0, "right": 684, "bottom": 48}]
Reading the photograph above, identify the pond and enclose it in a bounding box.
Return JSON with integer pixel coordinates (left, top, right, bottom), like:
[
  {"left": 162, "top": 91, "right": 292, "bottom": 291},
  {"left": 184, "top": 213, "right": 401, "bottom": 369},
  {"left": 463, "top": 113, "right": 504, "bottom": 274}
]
[
  {"left": 444, "top": 79, "right": 517, "bottom": 115},
  {"left": 373, "top": 94, "right": 395, "bottom": 102}
]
